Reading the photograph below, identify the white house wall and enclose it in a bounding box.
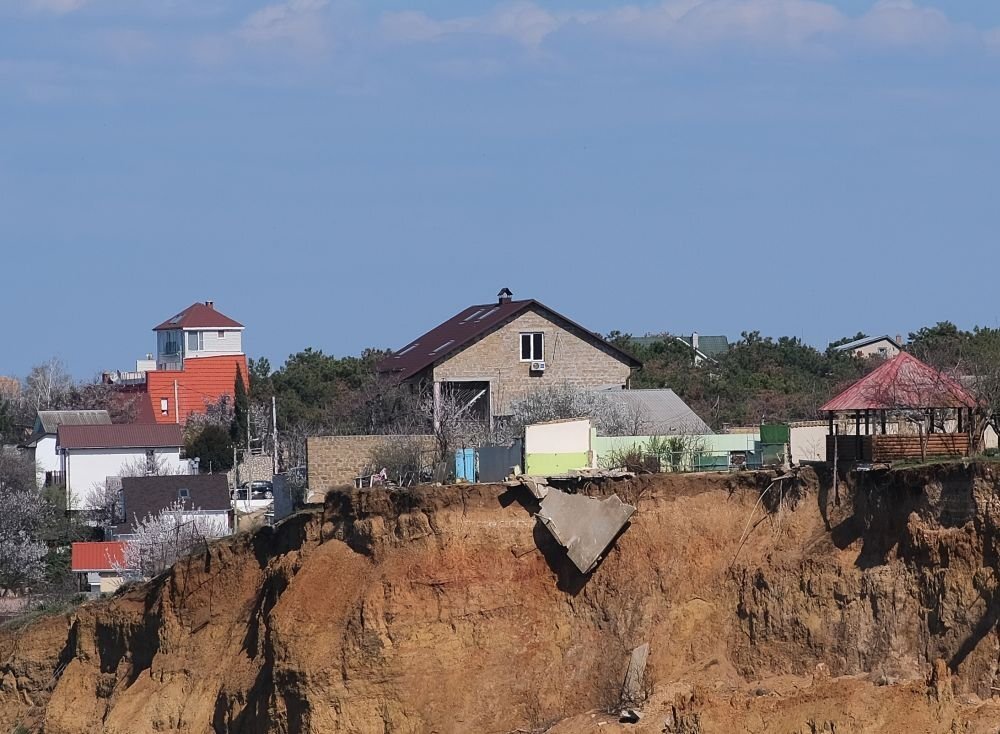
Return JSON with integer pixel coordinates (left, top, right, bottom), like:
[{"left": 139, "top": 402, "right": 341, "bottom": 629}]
[
  {"left": 525, "top": 419, "right": 592, "bottom": 455},
  {"left": 62, "top": 448, "right": 185, "bottom": 510},
  {"left": 34, "top": 435, "right": 59, "bottom": 483},
  {"left": 186, "top": 329, "right": 243, "bottom": 358}
]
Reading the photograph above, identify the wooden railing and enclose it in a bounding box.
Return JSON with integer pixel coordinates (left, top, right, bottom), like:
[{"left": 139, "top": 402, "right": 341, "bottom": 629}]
[
  {"left": 872, "top": 434, "right": 970, "bottom": 462},
  {"left": 826, "top": 433, "right": 971, "bottom": 464}
]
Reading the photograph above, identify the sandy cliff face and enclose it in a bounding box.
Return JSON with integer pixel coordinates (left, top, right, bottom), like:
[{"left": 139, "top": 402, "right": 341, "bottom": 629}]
[{"left": 5, "top": 466, "right": 1000, "bottom": 733}]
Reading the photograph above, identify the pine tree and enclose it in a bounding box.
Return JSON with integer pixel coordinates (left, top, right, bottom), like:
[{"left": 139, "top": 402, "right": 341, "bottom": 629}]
[{"left": 231, "top": 369, "right": 249, "bottom": 448}]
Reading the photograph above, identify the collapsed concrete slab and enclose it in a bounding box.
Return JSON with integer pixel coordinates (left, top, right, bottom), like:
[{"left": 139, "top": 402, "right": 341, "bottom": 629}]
[
  {"left": 621, "top": 642, "right": 650, "bottom": 706},
  {"left": 536, "top": 490, "right": 636, "bottom": 574}
]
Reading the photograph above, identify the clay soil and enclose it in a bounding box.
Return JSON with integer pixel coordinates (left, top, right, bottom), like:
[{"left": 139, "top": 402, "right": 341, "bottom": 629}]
[{"left": 4, "top": 465, "right": 1000, "bottom": 732}]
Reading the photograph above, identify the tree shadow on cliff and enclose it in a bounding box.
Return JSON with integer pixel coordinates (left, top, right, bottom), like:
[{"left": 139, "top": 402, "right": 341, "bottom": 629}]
[{"left": 949, "top": 596, "right": 1000, "bottom": 674}]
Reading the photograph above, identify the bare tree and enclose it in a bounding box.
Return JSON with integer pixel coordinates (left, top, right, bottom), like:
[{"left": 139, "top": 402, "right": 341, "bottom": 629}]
[
  {"left": 504, "top": 383, "right": 650, "bottom": 439},
  {"left": 84, "top": 479, "right": 123, "bottom": 527},
  {"left": 118, "top": 453, "right": 187, "bottom": 478},
  {"left": 24, "top": 358, "right": 73, "bottom": 411}
]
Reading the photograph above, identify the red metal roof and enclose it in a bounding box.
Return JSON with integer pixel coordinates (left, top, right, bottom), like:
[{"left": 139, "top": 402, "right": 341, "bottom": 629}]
[
  {"left": 71, "top": 542, "right": 125, "bottom": 572},
  {"left": 57, "top": 423, "right": 184, "bottom": 450},
  {"left": 153, "top": 302, "right": 243, "bottom": 331},
  {"left": 378, "top": 298, "right": 641, "bottom": 381},
  {"left": 820, "top": 352, "right": 977, "bottom": 412}
]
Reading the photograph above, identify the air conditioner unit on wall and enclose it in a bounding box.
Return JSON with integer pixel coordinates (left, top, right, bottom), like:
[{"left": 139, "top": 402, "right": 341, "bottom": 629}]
[{"left": 530, "top": 360, "right": 546, "bottom": 372}]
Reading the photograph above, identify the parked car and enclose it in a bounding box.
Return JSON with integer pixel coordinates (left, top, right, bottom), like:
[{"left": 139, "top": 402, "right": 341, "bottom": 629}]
[{"left": 237, "top": 480, "right": 273, "bottom": 499}]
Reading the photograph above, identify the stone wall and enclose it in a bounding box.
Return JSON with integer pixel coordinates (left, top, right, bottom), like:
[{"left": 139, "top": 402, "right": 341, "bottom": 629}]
[
  {"left": 433, "top": 306, "right": 633, "bottom": 415},
  {"left": 307, "top": 435, "right": 436, "bottom": 490}
]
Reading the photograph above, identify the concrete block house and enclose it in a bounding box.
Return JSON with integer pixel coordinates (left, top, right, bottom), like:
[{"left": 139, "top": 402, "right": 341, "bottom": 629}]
[{"left": 378, "top": 289, "right": 641, "bottom": 427}]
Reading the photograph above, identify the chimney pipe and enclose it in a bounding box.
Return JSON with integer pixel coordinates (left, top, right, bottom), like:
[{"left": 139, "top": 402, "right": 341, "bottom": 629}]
[
  {"left": 895, "top": 333, "right": 903, "bottom": 345},
  {"left": 691, "top": 331, "right": 699, "bottom": 352},
  {"left": 205, "top": 301, "right": 214, "bottom": 309},
  {"left": 497, "top": 288, "right": 513, "bottom": 305}
]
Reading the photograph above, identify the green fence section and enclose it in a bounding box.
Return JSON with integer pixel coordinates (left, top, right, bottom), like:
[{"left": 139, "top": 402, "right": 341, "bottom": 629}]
[
  {"left": 760, "top": 424, "right": 791, "bottom": 445},
  {"left": 592, "top": 433, "right": 765, "bottom": 473},
  {"left": 524, "top": 452, "right": 592, "bottom": 475}
]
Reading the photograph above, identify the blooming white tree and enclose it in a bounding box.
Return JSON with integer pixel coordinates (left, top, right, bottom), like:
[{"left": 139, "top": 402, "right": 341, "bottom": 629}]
[
  {"left": 0, "top": 449, "right": 48, "bottom": 589},
  {"left": 115, "top": 500, "right": 228, "bottom": 582}
]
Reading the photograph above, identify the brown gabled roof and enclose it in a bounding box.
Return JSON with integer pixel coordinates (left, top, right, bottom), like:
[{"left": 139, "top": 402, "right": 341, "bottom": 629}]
[
  {"left": 377, "top": 298, "right": 642, "bottom": 381},
  {"left": 118, "top": 474, "right": 231, "bottom": 533},
  {"left": 153, "top": 302, "right": 243, "bottom": 331},
  {"left": 57, "top": 423, "right": 184, "bottom": 450},
  {"left": 820, "top": 352, "right": 977, "bottom": 412}
]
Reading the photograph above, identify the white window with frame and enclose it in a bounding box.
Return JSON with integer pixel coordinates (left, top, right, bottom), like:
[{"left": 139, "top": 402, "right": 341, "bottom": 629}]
[
  {"left": 160, "top": 398, "right": 169, "bottom": 416},
  {"left": 520, "top": 332, "right": 544, "bottom": 362},
  {"left": 186, "top": 330, "right": 204, "bottom": 353}
]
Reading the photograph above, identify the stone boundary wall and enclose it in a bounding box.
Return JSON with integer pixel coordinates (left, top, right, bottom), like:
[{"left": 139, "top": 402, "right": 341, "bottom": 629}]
[{"left": 307, "top": 435, "right": 436, "bottom": 490}]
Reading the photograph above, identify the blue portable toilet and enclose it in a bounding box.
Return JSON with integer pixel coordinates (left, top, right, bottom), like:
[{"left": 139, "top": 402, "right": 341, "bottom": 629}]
[{"left": 454, "top": 448, "right": 477, "bottom": 482}]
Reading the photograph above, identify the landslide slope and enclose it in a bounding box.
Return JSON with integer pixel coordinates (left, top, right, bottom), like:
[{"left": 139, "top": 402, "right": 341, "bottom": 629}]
[{"left": 4, "top": 465, "right": 1000, "bottom": 733}]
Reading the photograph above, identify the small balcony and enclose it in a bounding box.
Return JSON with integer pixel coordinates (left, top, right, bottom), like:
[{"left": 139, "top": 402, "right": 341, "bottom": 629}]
[{"left": 102, "top": 370, "right": 148, "bottom": 386}]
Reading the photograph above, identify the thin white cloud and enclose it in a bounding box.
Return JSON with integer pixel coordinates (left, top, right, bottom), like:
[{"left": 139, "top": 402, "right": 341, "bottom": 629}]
[
  {"left": 855, "top": 0, "right": 971, "bottom": 48},
  {"left": 28, "top": 0, "right": 89, "bottom": 14},
  {"left": 379, "top": 0, "right": 998, "bottom": 54},
  {"left": 237, "top": 0, "right": 331, "bottom": 49},
  {"left": 380, "top": 2, "right": 561, "bottom": 49}
]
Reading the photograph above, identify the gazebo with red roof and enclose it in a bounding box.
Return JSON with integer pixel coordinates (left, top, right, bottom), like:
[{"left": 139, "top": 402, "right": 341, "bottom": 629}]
[{"left": 819, "top": 351, "right": 978, "bottom": 464}]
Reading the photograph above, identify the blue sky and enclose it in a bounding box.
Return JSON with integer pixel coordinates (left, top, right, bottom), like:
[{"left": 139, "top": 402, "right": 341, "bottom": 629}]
[{"left": 2, "top": 0, "right": 999, "bottom": 378}]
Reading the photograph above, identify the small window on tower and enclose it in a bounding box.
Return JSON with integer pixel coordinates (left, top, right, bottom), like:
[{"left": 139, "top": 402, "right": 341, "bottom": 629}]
[{"left": 160, "top": 398, "right": 169, "bottom": 416}]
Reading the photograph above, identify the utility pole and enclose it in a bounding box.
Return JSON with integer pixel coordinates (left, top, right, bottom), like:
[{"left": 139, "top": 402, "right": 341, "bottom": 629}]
[{"left": 271, "top": 395, "right": 279, "bottom": 474}]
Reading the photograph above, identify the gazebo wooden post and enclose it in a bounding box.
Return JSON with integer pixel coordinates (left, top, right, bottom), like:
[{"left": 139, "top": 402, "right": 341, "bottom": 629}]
[
  {"left": 880, "top": 409, "right": 887, "bottom": 435},
  {"left": 928, "top": 409, "right": 934, "bottom": 434},
  {"left": 855, "top": 410, "right": 862, "bottom": 459},
  {"left": 828, "top": 411, "right": 834, "bottom": 435},
  {"left": 865, "top": 409, "right": 870, "bottom": 435},
  {"left": 958, "top": 408, "right": 964, "bottom": 434}
]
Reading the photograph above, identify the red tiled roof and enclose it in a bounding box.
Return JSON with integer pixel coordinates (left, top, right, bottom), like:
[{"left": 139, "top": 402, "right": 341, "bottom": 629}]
[
  {"left": 820, "top": 352, "right": 977, "bottom": 412},
  {"left": 57, "top": 423, "right": 184, "bottom": 450},
  {"left": 377, "top": 298, "right": 641, "bottom": 381},
  {"left": 71, "top": 542, "right": 125, "bottom": 572},
  {"left": 153, "top": 302, "right": 243, "bottom": 331}
]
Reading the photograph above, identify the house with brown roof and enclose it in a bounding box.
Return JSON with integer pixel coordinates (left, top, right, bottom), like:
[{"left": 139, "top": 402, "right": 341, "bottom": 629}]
[
  {"left": 378, "top": 288, "right": 641, "bottom": 426},
  {"left": 57, "top": 423, "right": 187, "bottom": 510},
  {"left": 20, "top": 410, "right": 112, "bottom": 487},
  {"left": 114, "top": 474, "right": 232, "bottom": 538}
]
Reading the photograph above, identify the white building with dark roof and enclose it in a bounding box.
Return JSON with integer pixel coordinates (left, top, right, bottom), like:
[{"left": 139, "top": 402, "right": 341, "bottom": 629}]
[
  {"left": 832, "top": 334, "right": 902, "bottom": 360},
  {"left": 57, "top": 423, "right": 187, "bottom": 510},
  {"left": 21, "top": 410, "right": 112, "bottom": 487}
]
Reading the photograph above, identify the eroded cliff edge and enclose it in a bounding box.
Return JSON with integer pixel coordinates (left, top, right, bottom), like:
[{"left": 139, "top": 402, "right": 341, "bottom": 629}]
[{"left": 5, "top": 465, "right": 1000, "bottom": 733}]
